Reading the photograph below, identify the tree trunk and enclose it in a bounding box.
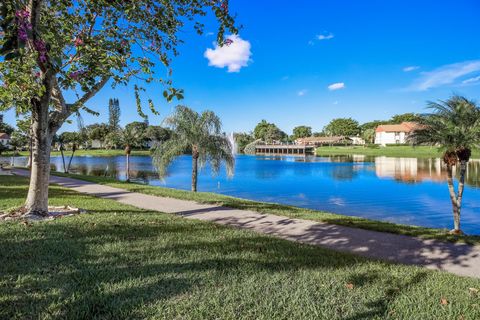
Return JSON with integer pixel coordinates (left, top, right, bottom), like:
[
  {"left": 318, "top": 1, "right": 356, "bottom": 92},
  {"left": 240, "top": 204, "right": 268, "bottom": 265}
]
[
  {"left": 446, "top": 164, "right": 461, "bottom": 233},
  {"left": 67, "top": 144, "right": 76, "bottom": 173},
  {"left": 125, "top": 145, "right": 131, "bottom": 182},
  {"left": 27, "top": 137, "right": 33, "bottom": 168},
  {"left": 192, "top": 146, "right": 199, "bottom": 192},
  {"left": 60, "top": 144, "right": 67, "bottom": 173},
  {"left": 25, "top": 103, "right": 54, "bottom": 216},
  {"left": 126, "top": 153, "right": 130, "bottom": 182},
  {"left": 455, "top": 161, "right": 468, "bottom": 232}
]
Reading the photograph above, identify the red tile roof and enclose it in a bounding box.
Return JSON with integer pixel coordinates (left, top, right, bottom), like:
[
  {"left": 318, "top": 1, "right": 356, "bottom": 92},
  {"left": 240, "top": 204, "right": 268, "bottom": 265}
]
[
  {"left": 0, "top": 133, "right": 10, "bottom": 139},
  {"left": 375, "top": 122, "right": 419, "bottom": 133}
]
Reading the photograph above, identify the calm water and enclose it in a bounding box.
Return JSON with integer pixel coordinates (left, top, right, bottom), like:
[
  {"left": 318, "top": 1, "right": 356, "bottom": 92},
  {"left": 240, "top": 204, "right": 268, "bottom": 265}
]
[{"left": 5, "top": 154, "right": 480, "bottom": 234}]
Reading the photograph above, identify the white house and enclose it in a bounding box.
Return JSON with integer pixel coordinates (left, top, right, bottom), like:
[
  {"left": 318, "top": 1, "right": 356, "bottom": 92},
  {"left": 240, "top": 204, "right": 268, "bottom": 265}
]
[
  {"left": 349, "top": 136, "right": 365, "bottom": 145},
  {"left": 0, "top": 133, "right": 11, "bottom": 147},
  {"left": 91, "top": 139, "right": 104, "bottom": 149},
  {"left": 375, "top": 122, "right": 419, "bottom": 146}
]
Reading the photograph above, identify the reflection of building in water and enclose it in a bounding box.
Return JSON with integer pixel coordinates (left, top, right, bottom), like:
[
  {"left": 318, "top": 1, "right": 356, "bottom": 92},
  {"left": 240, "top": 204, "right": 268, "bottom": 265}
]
[{"left": 375, "top": 156, "right": 445, "bottom": 183}]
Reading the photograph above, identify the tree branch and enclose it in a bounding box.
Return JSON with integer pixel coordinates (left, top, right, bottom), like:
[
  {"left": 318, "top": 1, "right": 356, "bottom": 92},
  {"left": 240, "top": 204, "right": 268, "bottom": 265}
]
[
  {"left": 49, "top": 76, "right": 110, "bottom": 132},
  {"left": 72, "top": 76, "right": 110, "bottom": 109}
]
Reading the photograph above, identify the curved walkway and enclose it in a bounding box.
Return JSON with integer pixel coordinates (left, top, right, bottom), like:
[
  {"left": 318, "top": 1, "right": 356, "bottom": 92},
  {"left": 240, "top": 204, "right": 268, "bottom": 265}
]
[{"left": 14, "top": 169, "right": 480, "bottom": 278}]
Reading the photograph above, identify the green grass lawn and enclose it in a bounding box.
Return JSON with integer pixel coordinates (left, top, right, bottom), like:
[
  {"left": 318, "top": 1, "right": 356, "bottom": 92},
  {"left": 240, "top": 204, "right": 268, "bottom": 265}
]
[
  {"left": 2, "top": 175, "right": 480, "bottom": 319},
  {"left": 2, "top": 149, "right": 151, "bottom": 157},
  {"left": 315, "top": 145, "right": 480, "bottom": 158},
  {"left": 52, "top": 172, "right": 480, "bottom": 245}
]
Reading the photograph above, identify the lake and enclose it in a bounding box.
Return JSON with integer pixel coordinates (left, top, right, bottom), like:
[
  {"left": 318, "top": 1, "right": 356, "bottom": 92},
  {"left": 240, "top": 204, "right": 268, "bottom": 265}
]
[{"left": 5, "top": 154, "right": 480, "bottom": 234}]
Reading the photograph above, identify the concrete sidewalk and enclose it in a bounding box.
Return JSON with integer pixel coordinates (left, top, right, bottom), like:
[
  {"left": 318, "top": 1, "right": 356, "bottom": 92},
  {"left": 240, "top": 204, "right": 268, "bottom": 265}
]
[{"left": 13, "top": 169, "right": 480, "bottom": 278}]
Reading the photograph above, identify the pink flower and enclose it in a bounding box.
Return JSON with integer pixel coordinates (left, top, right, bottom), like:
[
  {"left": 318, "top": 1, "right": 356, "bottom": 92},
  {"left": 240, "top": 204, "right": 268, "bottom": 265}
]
[
  {"left": 15, "top": 9, "right": 32, "bottom": 42},
  {"left": 221, "top": 0, "right": 229, "bottom": 12},
  {"left": 69, "top": 70, "right": 85, "bottom": 81},
  {"left": 15, "top": 10, "right": 30, "bottom": 19},
  {"left": 224, "top": 38, "right": 233, "bottom": 46},
  {"left": 74, "top": 37, "right": 84, "bottom": 46}
]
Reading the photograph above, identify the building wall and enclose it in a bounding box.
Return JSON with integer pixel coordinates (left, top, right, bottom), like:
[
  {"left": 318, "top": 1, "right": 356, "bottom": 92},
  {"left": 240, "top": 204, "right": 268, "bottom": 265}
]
[{"left": 375, "top": 131, "right": 407, "bottom": 146}]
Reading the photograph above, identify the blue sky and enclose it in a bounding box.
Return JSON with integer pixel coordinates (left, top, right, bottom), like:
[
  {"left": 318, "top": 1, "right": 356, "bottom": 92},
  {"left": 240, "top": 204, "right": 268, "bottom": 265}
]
[{"left": 3, "top": 0, "right": 480, "bottom": 134}]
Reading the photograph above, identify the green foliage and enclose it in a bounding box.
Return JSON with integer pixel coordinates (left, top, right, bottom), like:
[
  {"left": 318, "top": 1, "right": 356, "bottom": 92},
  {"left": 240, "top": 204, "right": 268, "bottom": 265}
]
[
  {"left": 292, "top": 125, "right": 312, "bottom": 140},
  {"left": 0, "top": 0, "right": 238, "bottom": 128},
  {"left": 145, "top": 125, "right": 171, "bottom": 144},
  {"left": 360, "top": 120, "right": 388, "bottom": 133},
  {"left": 3, "top": 175, "right": 480, "bottom": 319},
  {"left": 85, "top": 123, "right": 110, "bottom": 142},
  {"left": 390, "top": 112, "right": 421, "bottom": 124},
  {"left": 234, "top": 132, "right": 254, "bottom": 153},
  {"left": 108, "top": 98, "right": 121, "bottom": 131},
  {"left": 0, "top": 122, "right": 14, "bottom": 134},
  {"left": 0, "top": 142, "right": 7, "bottom": 154},
  {"left": 362, "top": 128, "right": 375, "bottom": 144},
  {"left": 253, "top": 120, "right": 286, "bottom": 143},
  {"left": 324, "top": 118, "right": 360, "bottom": 136},
  {"left": 59, "top": 131, "right": 81, "bottom": 145},
  {"left": 408, "top": 96, "right": 480, "bottom": 155},
  {"left": 121, "top": 123, "right": 148, "bottom": 149},
  {"left": 152, "top": 105, "right": 234, "bottom": 180}
]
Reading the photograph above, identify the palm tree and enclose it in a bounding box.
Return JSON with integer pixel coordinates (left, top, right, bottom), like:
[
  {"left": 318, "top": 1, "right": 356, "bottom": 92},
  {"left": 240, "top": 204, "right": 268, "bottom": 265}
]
[
  {"left": 408, "top": 95, "right": 480, "bottom": 234},
  {"left": 152, "top": 105, "right": 234, "bottom": 192},
  {"left": 120, "top": 126, "right": 145, "bottom": 182}
]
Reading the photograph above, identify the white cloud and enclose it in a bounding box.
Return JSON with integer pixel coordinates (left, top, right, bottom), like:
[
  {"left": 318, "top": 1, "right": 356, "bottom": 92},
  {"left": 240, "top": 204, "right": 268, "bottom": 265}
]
[
  {"left": 328, "top": 82, "right": 345, "bottom": 91},
  {"left": 281, "top": 76, "right": 289, "bottom": 81},
  {"left": 462, "top": 75, "right": 480, "bottom": 84},
  {"left": 317, "top": 32, "right": 334, "bottom": 41},
  {"left": 205, "top": 32, "right": 215, "bottom": 37},
  {"left": 333, "top": 101, "right": 339, "bottom": 105},
  {"left": 297, "top": 89, "right": 308, "bottom": 96},
  {"left": 204, "top": 35, "right": 252, "bottom": 73},
  {"left": 403, "top": 66, "right": 420, "bottom": 72},
  {"left": 309, "top": 32, "right": 334, "bottom": 45},
  {"left": 408, "top": 60, "right": 480, "bottom": 91}
]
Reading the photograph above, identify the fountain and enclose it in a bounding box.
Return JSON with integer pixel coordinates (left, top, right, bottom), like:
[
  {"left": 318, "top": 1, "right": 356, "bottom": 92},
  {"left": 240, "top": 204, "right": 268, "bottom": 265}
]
[{"left": 228, "top": 132, "right": 237, "bottom": 155}]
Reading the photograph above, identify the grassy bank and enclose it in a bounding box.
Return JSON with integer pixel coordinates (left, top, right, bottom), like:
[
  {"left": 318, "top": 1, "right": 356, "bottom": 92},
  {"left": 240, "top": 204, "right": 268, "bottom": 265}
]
[
  {"left": 2, "top": 149, "right": 151, "bottom": 157},
  {"left": 2, "top": 175, "right": 480, "bottom": 319},
  {"left": 51, "top": 172, "right": 480, "bottom": 245},
  {"left": 315, "top": 145, "right": 480, "bottom": 158}
]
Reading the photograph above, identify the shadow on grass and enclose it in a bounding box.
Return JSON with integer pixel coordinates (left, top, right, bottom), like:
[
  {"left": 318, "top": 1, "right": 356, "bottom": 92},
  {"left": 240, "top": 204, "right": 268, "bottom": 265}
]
[
  {"left": 43, "top": 170, "right": 480, "bottom": 245},
  {"left": 344, "top": 271, "right": 429, "bottom": 319},
  {"left": 0, "top": 214, "right": 434, "bottom": 319}
]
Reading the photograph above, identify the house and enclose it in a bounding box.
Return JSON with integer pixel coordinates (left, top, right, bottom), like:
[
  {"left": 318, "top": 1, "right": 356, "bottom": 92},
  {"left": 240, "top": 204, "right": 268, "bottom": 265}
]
[
  {"left": 295, "top": 136, "right": 353, "bottom": 146},
  {"left": 0, "top": 133, "right": 11, "bottom": 147},
  {"left": 349, "top": 136, "right": 365, "bottom": 145},
  {"left": 374, "top": 122, "right": 419, "bottom": 146},
  {"left": 91, "top": 139, "right": 104, "bottom": 149}
]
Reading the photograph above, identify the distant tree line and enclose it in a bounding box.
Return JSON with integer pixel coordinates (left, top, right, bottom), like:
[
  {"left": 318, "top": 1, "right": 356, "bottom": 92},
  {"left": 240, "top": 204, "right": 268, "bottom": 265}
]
[{"left": 234, "top": 113, "right": 421, "bottom": 152}]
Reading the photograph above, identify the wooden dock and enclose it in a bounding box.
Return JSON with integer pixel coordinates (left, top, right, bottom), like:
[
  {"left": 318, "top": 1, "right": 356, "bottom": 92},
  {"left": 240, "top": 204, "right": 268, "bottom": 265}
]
[{"left": 255, "top": 144, "right": 315, "bottom": 155}]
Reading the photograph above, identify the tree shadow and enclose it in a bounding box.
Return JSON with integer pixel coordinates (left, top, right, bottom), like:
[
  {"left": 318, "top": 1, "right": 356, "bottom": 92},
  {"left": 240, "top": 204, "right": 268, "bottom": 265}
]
[{"left": 189, "top": 207, "right": 480, "bottom": 278}]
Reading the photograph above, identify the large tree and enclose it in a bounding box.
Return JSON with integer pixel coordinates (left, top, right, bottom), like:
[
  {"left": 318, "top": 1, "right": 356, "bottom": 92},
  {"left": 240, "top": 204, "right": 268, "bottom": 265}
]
[
  {"left": 234, "top": 132, "right": 253, "bottom": 153},
  {"left": 253, "top": 120, "right": 286, "bottom": 143},
  {"left": 152, "top": 105, "right": 234, "bottom": 192},
  {"left": 390, "top": 112, "right": 421, "bottom": 124},
  {"left": 323, "top": 118, "right": 360, "bottom": 137},
  {"left": 86, "top": 123, "right": 109, "bottom": 146},
  {"left": 291, "top": 125, "right": 312, "bottom": 140},
  {"left": 145, "top": 125, "right": 171, "bottom": 145},
  {"left": 408, "top": 96, "right": 480, "bottom": 234},
  {"left": 0, "top": 1, "right": 236, "bottom": 215}
]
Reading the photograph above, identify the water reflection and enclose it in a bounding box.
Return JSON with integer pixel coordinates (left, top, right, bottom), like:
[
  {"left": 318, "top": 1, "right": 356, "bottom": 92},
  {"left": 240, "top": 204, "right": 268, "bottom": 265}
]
[{"left": 4, "top": 154, "right": 480, "bottom": 234}]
